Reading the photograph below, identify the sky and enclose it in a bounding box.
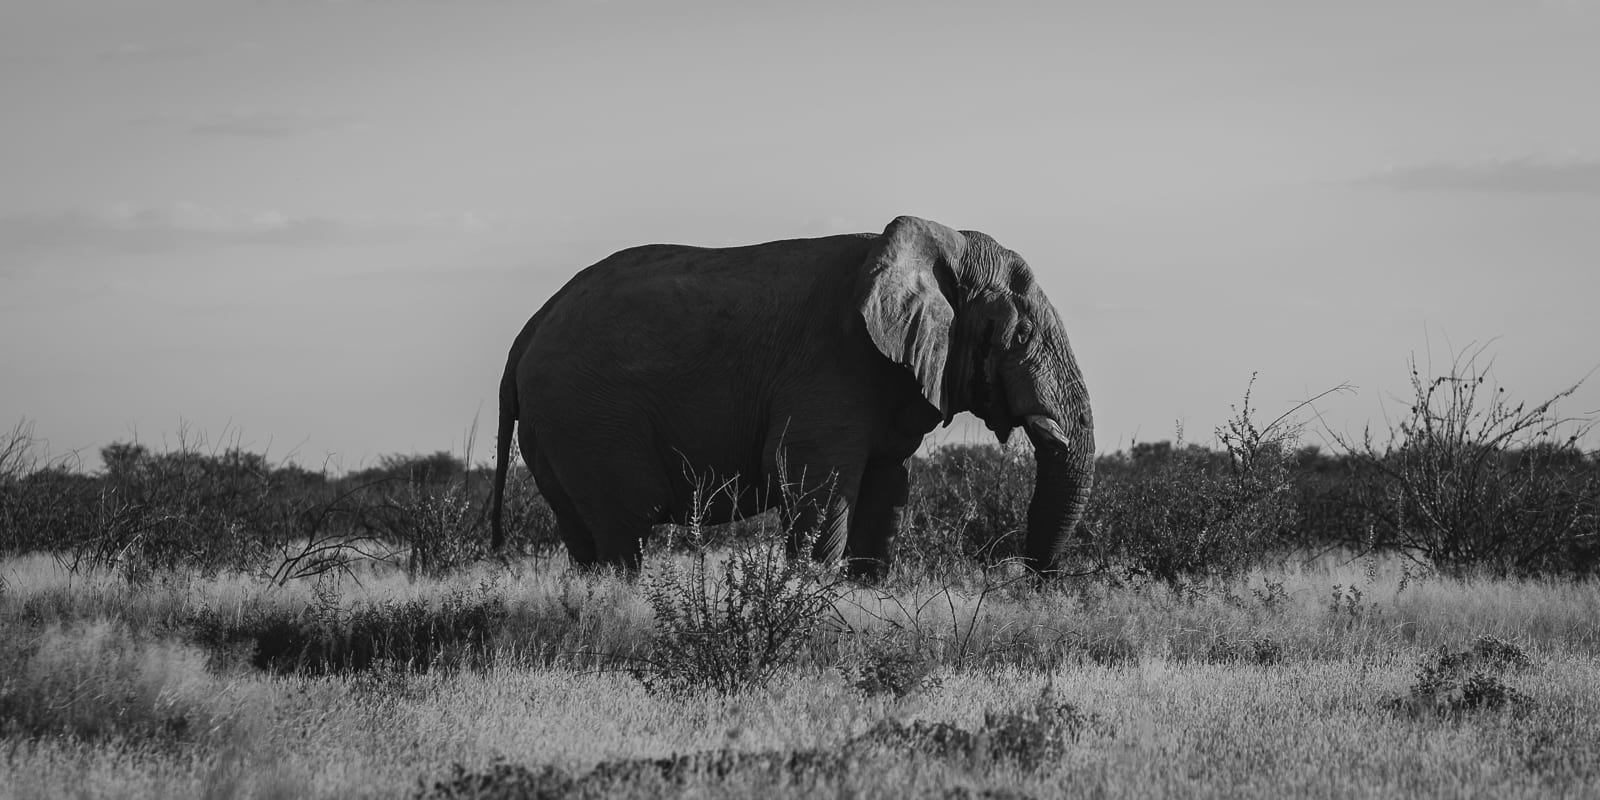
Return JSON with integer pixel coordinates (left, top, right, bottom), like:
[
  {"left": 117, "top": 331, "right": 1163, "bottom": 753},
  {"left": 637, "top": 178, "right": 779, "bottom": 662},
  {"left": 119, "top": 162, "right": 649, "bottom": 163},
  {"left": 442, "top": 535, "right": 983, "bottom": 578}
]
[{"left": 2, "top": 0, "right": 1598, "bottom": 472}]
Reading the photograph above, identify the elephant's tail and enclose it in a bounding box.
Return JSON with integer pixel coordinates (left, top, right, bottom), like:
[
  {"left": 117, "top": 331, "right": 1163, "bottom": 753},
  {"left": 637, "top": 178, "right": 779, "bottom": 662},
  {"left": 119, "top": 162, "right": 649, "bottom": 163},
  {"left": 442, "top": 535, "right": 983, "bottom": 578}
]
[{"left": 490, "top": 367, "right": 517, "bottom": 552}]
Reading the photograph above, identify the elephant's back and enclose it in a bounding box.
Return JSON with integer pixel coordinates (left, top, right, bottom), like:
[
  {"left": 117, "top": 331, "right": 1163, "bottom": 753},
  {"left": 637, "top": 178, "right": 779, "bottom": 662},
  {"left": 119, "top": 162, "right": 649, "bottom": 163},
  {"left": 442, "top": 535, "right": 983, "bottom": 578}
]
[
  {"left": 564, "top": 234, "right": 874, "bottom": 293},
  {"left": 527, "top": 233, "right": 875, "bottom": 355}
]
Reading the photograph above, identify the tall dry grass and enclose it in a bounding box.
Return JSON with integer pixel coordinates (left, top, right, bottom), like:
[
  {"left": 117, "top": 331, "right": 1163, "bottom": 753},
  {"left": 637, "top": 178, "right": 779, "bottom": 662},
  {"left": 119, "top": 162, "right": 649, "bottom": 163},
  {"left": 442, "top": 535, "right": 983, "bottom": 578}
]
[{"left": 3, "top": 551, "right": 1598, "bottom": 799}]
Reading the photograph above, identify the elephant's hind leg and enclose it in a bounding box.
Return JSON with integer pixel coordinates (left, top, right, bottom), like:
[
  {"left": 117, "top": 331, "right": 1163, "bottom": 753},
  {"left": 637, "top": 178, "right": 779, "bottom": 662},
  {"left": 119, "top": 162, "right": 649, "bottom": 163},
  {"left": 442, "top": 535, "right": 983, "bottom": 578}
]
[
  {"left": 577, "top": 493, "right": 664, "bottom": 572},
  {"left": 551, "top": 454, "right": 673, "bottom": 573},
  {"left": 528, "top": 450, "right": 599, "bottom": 565},
  {"left": 845, "top": 459, "right": 909, "bottom": 579}
]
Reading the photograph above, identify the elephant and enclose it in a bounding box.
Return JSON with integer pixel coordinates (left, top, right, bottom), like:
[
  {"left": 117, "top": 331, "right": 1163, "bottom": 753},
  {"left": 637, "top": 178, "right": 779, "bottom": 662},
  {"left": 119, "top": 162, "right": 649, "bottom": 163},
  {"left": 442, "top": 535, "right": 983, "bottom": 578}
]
[{"left": 490, "top": 215, "right": 1094, "bottom": 577}]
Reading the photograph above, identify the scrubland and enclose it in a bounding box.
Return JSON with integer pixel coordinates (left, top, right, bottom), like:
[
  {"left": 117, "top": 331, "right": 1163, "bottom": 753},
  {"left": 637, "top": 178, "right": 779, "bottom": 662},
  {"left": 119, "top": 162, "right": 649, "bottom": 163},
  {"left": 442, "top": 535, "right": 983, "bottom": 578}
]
[
  {"left": 2, "top": 550, "right": 1598, "bottom": 800},
  {"left": 3, "top": 352, "right": 1597, "bottom": 798}
]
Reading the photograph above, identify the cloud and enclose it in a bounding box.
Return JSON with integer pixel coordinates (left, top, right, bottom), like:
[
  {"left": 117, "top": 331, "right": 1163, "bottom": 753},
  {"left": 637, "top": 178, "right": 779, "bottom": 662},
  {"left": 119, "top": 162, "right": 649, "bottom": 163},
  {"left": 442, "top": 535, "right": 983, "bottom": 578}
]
[
  {"left": 0, "top": 203, "right": 489, "bottom": 254},
  {"left": 1364, "top": 155, "right": 1600, "bottom": 195}
]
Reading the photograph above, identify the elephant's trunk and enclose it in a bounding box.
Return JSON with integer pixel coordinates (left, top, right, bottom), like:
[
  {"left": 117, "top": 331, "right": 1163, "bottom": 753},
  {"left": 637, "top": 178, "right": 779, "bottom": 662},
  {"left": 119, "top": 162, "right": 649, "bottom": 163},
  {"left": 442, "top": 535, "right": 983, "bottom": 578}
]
[{"left": 1021, "top": 413, "right": 1095, "bottom": 573}]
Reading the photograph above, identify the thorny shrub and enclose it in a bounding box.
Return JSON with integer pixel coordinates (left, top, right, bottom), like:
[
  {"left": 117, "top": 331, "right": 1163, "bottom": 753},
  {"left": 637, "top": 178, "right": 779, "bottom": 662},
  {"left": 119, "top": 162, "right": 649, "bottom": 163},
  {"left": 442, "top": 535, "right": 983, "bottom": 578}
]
[
  {"left": 634, "top": 481, "right": 845, "bottom": 695},
  {"left": 636, "top": 543, "right": 843, "bottom": 694},
  {"left": 1080, "top": 376, "right": 1304, "bottom": 588},
  {"left": 1341, "top": 346, "right": 1599, "bottom": 578}
]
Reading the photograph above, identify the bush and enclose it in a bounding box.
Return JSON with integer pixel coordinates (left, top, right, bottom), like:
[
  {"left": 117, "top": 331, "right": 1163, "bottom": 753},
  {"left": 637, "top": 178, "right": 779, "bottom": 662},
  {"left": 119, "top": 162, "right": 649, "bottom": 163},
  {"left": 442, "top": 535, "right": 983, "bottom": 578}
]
[
  {"left": 898, "top": 377, "right": 1309, "bottom": 586},
  {"left": 846, "top": 636, "right": 941, "bottom": 698},
  {"left": 1, "top": 466, "right": 103, "bottom": 556},
  {"left": 343, "top": 450, "right": 567, "bottom": 574},
  {"left": 0, "top": 419, "right": 569, "bottom": 580},
  {"left": 1081, "top": 378, "right": 1299, "bottom": 587},
  {"left": 356, "top": 479, "right": 484, "bottom": 578},
  {"left": 61, "top": 437, "right": 313, "bottom": 579},
  {"left": 1287, "top": 445, "right": 1374, "bottom": 549},
  {"left": 474, "top": 468, "right": 564, "bottom": 556},
  {"left": 1343, "top": 348, "right": 1598, "bottom": 577},
  {"left": 1388, "top": 635, "right": 1536, "bottom": 716},
  {"left": 634, "top": 509, "right": 843, "bottom": 695},
  {"left": 0, "top": 421, "right": 100, "bottom": 555},
  {"left": 902, "top": 444, "right": 1035, "bottom": 570}
]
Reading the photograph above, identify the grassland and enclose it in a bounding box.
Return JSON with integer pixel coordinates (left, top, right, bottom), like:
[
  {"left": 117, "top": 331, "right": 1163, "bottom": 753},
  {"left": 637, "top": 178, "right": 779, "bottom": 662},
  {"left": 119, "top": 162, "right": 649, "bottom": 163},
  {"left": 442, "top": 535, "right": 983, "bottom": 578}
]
[{"left": 3, "top": 549, "right": 1597, "bottom": 800}]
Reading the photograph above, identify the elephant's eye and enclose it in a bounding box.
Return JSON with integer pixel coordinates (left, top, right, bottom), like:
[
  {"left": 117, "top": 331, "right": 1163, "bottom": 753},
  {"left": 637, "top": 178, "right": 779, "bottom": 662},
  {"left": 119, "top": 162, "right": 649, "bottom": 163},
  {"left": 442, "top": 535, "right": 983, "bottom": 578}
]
[{"left": 1014, "top": 324, "right": 1033, "bottom": 348}]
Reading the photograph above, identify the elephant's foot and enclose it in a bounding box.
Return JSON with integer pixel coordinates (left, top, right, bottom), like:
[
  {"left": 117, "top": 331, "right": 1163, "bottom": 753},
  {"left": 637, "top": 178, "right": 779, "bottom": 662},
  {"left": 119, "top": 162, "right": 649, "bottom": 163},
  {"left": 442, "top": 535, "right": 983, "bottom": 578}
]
[{"left": 844, "top": 555, "right": 891, "bottom": 584}]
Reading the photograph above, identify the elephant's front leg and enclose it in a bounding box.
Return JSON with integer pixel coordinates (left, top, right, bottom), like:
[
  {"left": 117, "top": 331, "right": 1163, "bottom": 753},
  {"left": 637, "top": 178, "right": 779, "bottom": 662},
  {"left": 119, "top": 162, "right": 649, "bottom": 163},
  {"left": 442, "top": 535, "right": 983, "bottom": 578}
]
[
  {"left": 845, "top": 459, "right": 908, "bottom": 580},
  {"left": 775, "top": 456, "right": 861, "bottom": 567}
]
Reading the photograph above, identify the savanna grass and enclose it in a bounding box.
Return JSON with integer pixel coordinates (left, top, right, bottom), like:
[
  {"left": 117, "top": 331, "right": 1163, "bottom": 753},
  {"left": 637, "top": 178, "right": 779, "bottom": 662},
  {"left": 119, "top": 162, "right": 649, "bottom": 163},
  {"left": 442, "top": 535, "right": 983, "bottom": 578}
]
[{"left": 4, "top": 551, "right": 1599, "bottom": 799}]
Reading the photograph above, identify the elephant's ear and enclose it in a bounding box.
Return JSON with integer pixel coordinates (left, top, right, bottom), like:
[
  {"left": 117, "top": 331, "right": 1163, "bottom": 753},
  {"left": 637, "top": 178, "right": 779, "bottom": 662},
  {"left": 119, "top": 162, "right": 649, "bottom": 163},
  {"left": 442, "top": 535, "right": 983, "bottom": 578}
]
[{"left": 856, "top": 216, "right": 966, "bottom": 421}]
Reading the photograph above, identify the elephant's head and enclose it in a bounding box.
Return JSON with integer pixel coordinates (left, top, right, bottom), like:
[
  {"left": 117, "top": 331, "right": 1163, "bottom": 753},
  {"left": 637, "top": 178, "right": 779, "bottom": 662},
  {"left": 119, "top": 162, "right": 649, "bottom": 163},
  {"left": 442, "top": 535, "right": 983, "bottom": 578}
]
[{"left": 858, "top": 215, "right": 1095, "bottom": 572}]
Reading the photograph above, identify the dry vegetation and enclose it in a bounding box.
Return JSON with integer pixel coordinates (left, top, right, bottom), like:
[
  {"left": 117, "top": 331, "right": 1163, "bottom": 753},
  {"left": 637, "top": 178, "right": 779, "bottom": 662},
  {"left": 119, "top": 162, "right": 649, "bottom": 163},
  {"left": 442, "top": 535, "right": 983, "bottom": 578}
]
[
  {"left": 1, "top": 552, "right": 1598, "bottom": 799},
  {"left": 3, "top": 350, "right": 1598, "bottom": 798}
]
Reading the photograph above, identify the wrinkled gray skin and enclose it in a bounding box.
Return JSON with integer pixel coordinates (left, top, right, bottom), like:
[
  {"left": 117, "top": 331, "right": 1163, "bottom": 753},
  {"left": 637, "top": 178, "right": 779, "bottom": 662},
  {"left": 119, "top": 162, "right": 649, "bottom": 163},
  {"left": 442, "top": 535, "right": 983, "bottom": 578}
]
[{"left": 491, "top": 216, "right": 1094, "bottom": 577}]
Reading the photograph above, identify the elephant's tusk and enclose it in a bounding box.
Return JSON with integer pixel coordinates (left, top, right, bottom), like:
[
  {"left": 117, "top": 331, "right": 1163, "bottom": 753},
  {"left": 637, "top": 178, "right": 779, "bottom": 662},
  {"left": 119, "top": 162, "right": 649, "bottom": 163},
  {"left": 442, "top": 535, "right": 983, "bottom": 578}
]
[{"left": 1022, "top": 414, "right": 1071, "bottom": 449}]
